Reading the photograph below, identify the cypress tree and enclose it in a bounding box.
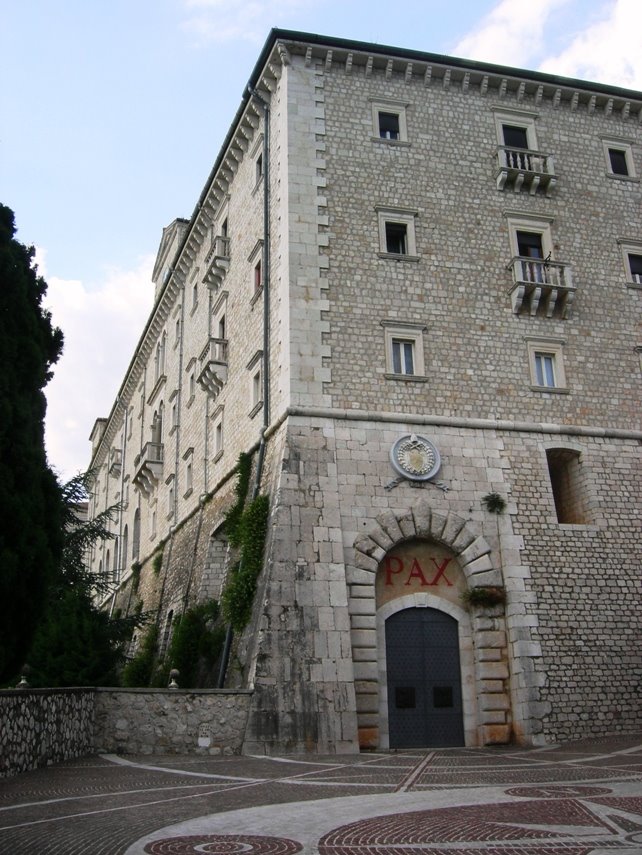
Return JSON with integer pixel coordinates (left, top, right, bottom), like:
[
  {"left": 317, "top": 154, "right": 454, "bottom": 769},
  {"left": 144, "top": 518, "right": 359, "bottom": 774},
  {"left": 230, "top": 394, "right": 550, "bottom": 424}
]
[{"left": 0, "top": 204, "right": 64, "bottom": 682}]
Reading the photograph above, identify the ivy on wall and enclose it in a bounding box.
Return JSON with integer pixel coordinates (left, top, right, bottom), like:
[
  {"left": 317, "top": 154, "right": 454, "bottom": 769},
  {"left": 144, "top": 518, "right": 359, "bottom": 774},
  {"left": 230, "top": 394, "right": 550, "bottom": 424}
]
[{"left": 221, "top": 494, "right": 270, "bottom": 632}]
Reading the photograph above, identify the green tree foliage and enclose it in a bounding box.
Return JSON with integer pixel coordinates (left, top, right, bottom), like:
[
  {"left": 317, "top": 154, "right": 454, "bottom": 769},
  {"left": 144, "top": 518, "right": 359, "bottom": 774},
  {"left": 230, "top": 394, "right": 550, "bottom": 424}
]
[
  {"left": 0, "top": 204, "right": 64, "bottom": 682},
  {"left": 121, "top": 624, "right": 159, "bottom": 688},
  {"left": 168, "top": 600, "right": 225, "bottom": 688},
  {"left": 26, "top": 472, "right": 146, "bottom": 687}
]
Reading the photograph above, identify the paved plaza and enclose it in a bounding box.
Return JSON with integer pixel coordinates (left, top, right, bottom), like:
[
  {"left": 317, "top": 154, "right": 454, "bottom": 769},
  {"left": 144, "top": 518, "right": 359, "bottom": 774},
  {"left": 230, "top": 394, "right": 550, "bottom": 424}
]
[{"left": 1, "top": 734, "right": 642, "bottom": 854}]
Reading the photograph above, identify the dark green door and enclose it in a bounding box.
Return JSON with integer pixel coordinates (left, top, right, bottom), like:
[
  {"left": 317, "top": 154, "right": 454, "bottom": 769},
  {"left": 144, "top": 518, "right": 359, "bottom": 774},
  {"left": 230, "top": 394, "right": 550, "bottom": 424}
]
[{"left": 386, "top": 607, "right": 464, "bottom": 748}]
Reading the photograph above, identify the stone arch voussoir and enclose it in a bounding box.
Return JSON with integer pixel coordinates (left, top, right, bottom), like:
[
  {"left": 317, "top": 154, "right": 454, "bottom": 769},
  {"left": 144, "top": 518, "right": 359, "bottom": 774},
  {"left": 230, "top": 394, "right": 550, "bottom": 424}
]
[{"left": 350, "top": 499, "right": 502, "bottom": 588}]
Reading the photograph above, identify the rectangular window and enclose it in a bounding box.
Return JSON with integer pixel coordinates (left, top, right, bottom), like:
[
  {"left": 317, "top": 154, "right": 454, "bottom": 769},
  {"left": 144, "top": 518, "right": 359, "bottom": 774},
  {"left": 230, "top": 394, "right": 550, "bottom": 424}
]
[
  {"left": 383, "top": 321, "right": 426, "bottom": 379},
  {"left": 603, "top": 138, "right": 635, "bottom": 179},
  {"left": 534, "top": 352, "right": 556, "bottom": 387},
  {"left": 526, "top": 338, "right": 567, "bottom": 391},
  {"left": 392, "top": 338, "right": 415, "bottom": 375},
  {"left": 254, "top": 259, "right": 262, "bottom": 293},
  {"left": 189, "top": 371, "right": 196, "bottom": 399},
  {"left": 378, "top": 112, "right": 400, "bottom": 140},
  {"left": 255, "top": 153, "right": 263, "bottom": 183},
  {"left": 618, "top": 240, "right": 642, "bottom": 287},
  {"left": 608, "top": 148, "right": 629, "bottom": 176},
  {"left": 502, "top": 124, "right": 529, "bottom": 149},
  {"left": 377, "top": 206, "right": 418, "bottom": 259},
  {"left": 628, "top": 253, "right": 642, "bottom": 284},
  {"left": 385, "top": 222, "right": 407, "bottom": 255},
  {"left": 371, "top": 100, "right": 408, "bottom": 143}
]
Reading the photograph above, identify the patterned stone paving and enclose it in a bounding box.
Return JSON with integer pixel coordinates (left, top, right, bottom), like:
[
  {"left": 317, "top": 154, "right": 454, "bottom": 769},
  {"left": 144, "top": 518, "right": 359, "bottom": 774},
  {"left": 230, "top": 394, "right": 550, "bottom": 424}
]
[{"left": 0, "top": 735, "right": 641, "bottom": 854}]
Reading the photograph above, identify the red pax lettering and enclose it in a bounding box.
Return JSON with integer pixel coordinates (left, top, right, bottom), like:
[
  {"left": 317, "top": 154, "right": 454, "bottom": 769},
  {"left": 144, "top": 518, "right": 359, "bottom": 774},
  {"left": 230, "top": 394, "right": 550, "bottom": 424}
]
[{"left": 383, "top": 556, "right": 453, "bottom": 587}]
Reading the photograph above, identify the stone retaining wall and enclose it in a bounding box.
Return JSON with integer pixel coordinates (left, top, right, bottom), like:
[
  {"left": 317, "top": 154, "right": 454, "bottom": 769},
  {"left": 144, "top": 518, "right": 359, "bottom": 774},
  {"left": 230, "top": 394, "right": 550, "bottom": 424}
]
[
  {"left": 0, "top": 688, "right": 95, "bottom": 778},
  {"left": 94, "top": 689, "right": 252, "bottom": 755},
  {"left": 0, "top": 688, "right": 253, "bottom": 777}
]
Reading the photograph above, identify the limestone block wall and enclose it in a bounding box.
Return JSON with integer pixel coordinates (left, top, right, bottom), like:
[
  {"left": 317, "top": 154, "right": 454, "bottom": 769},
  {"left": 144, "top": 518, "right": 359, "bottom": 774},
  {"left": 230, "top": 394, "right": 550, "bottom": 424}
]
[
  {"left": 0, "top": 689, "right": 95, "bottom": 778},
  {"left": 94, "top": 689, "right": 251, "bottom": 755},
  {"left": 505, "top": 433, "right": 642, "bottom": 741}
]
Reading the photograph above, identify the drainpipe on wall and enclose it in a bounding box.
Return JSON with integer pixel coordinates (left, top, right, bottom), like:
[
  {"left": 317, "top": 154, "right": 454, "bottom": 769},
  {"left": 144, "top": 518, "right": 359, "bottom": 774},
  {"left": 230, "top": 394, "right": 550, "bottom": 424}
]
[{"left": 217, "top": 85, "right": 271, "bottom": 689}]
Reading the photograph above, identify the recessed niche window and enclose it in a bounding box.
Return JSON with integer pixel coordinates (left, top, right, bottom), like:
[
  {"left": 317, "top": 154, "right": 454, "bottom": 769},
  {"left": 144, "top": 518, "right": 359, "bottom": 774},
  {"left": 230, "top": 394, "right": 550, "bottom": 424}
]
[
  {"left": 255, "top": 152, "right": 263, "bottom": 184},
  {"left": 248, "top": 239, "right": 264, "bottom": 302},
  {"left": 546, "top": 447, "right": 591, "bottom": 524},
  {"left": 183, "top": 447, "right": 194, "bottom": 497},
  {"left": 211, "top": 407, "right": 224, "bottom": 461},
  {"left": 382, "top": 321, "right": 427, "bottom": 380},
  {"left": 526, "top": 337, "right": 567, "bottom": 392},
  {"left": 247, "top": 351, "right": 263, "bottom": 417},
  {"left": 376, "top": 206, "right": 419, "bottom": 259},
  {"left": 602, "top": 138, "right": 636, "bottom": 179},
  {"left": 618, "top": 240, "right": 642, "bottom": 287},
  {"left": 371, "top": 100, "right": 408, "bottom": 144}
]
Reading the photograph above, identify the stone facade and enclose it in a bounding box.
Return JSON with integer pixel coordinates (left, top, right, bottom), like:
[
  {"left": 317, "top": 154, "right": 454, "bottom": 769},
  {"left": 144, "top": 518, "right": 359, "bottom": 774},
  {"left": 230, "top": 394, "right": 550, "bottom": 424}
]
[{"left": 87, "top": 32, "right": 642, "bottom": 754}]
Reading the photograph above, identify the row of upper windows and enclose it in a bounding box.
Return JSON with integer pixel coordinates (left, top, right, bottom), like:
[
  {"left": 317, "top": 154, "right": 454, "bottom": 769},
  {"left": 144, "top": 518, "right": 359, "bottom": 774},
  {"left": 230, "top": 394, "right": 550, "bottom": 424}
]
[
  {"left": 382, "top": 321, "right": 572, "bottom": 393},
  {"left": 370, "top": 99, "right": 639, "bottom": 182},
  {"left": 376, "top": 206, "right": 642, "bottom": 289}
]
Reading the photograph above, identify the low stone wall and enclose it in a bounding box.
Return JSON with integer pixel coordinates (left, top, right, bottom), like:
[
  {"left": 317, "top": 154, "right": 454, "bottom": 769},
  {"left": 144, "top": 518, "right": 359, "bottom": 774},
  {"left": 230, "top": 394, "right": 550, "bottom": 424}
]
[
  {"left": 94, "top": 688, "right": 252, "bottom": 755},
  {"left": 0, "top": 688, "right": 95, "bottom": 778}
]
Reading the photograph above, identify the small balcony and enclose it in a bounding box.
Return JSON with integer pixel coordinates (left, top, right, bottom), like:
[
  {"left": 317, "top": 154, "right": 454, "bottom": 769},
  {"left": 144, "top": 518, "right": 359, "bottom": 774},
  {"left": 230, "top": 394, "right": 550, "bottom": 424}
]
[
  {"left": 507, "top": 257, "right": 576, "bottom": 319},
  {"left": 132, "top": 441, "right": 164, "bottom": 496},
  {"left": 109, "top": 447, "right": 122, "bottom": 478},
  {"left": 496, "top": 148, "right": 556, "bottom": 196},
  {"left": 203, "top": 235, "right": 230, "bottom": 289},
  {"left": 197, "top": 337, "right": 228, "bottom": 399}
]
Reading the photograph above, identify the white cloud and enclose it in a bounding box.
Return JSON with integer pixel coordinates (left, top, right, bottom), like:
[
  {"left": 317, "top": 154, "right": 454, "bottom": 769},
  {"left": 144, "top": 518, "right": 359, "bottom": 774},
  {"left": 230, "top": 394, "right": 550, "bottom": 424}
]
[
  {"left": 451, "top": 0, "right": 642, "bottom": 89},
  {"left": 39, "top": 250, "right": 154, "bottom": 482},
  {"left": 538, "top": 0, "right": 642, "bottom": 89},
  {"left": 450, "top": 0, "right": 570, "bottom": 69},
  {"left": 181, "top": 0, "right": 307, "bottom": 44}
]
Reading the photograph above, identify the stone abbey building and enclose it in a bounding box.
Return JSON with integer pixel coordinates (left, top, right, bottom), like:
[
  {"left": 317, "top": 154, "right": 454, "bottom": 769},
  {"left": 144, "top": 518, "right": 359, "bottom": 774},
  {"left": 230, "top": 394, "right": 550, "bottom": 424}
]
[{"left": 88, "top": 30, "right": 642, "bottom": 754}]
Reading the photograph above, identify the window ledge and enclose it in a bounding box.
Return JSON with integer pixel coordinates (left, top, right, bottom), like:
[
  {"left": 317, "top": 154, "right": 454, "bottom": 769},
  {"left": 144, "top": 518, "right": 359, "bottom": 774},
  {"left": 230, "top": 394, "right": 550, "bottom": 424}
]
[
  {"left": 384, "top": 373, "right": 428, "bottom": 383},
  {"left": 251, "top": 286, "right": 263, "bottom": 307},
  {"left": 183, "top": 488, "right": 193, "bottom": 500},
  {"left": 606, "top": 172, "right": 639, "bottom": 183},
  {"left": 190, "top": 302, "right": 199, "bottom": 316},
  {"left": 370, "top": 137, "right": 411, "bottom": 148},
  {"left": 377, "top": 252, "right": 420, "bottom": 262},
  {"left": 186, "top": 394, "right": 195, "bottom": 409},
  {"left": 626, "top": 281, "right": 642, "bottom": 291},
  {"left": 530, "top": 385, "right": 570, "bottom": 394},
  {"left": 169, "top": 424, "right": 178, "bottom": 436},
  {"left": 249, "top": 401, "right": 264, "bottom": 419},
  {"left": 252, "top": 177, "right": 264, "bottom": 196},
  {"left": 213, "top": 449, "right": 224, "bottom": 464}
]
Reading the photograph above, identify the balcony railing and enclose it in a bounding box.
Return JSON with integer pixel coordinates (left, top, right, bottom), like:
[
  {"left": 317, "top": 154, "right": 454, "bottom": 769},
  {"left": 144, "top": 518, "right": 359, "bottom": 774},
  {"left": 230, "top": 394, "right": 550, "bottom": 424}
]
[
  {"left": 507, "top": 257, "right": 576, "bottom": 318},
  {"left": 203, "top": 235, "right": 230, "bottom": 289},
  {"left": 197, "top": 337, "right": 228, "bottom": 399},
  {"left": 496, "top": 147, "right": 556, "bottom": 196},
  {"left": 132, "top": 441, "right": 164, "bottom": 496}
]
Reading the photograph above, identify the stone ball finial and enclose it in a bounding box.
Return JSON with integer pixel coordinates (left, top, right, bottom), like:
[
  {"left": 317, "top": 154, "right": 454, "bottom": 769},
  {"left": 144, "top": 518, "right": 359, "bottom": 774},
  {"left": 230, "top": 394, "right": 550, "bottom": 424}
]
[
  {"left": 16, "top": 664, "right": 31, "bottom": 689},
  {"left": 168, "top": 668, "right": 180, "bottom": 689}
]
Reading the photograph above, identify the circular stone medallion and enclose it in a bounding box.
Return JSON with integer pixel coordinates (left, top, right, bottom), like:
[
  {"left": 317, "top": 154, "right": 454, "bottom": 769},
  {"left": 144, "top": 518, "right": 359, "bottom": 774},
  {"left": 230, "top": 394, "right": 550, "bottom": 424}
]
[{"left": 390, "top": 434, "right": 441, "bottom": 482}]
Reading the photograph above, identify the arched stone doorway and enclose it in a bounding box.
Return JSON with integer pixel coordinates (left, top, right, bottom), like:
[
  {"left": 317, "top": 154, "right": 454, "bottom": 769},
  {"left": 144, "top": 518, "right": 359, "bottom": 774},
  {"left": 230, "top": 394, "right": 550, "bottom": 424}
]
[{"left": 349, "top": 501, "right": 511, "bottom": 750}]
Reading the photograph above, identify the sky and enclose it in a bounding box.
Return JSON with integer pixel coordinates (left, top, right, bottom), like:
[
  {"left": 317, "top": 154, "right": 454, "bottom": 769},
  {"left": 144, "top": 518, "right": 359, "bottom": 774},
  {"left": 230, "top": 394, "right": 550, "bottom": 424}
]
[{"left": 2, "top": 0, "right": 641, "bottom": 481}]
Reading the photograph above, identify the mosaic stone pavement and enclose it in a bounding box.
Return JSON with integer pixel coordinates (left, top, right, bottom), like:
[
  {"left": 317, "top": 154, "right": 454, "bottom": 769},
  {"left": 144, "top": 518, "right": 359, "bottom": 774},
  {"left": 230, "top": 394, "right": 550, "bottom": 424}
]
[{"left": 1, "top": 734, "right": 641, "bottom": 854}]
